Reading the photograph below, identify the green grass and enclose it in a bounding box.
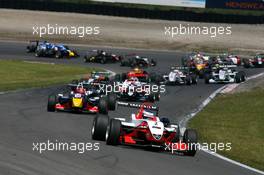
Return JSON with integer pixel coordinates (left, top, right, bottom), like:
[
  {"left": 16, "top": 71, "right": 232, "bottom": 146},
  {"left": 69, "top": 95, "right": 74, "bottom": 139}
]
[
  {"left": 0, "top": 60, "right": 97, "bottom": 91},
  {"left": 189, "top": 88, "right": 264, "bottom": 171},
  {"left": 52, "top": 0, "right": 264, "bottom": 16}
]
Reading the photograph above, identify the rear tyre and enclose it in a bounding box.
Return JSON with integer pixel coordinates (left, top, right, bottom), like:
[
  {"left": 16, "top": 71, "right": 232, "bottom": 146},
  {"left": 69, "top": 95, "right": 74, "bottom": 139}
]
[
  {"left": 121, "top": 73, "right": 127, "bottom": 81},
  {"left": 98, "top": 97, "right": 108, "bottom": 114},
  {"left": 183, "top": 129, "right": 198, "bottom": 156},
  {"left": 107, "top": 93, "right": 117, "bottom": 110},
  {"left": 185, "top": 76, "right": 192, "bottom": 85},
  {"left": 240, "top": 72, "right": 246, "bottom": 82},
  {"left": 235, "top": 73, "right": 241, "bottom": 83},
  {"left": 106, "top": 119, "right": 121, "bottom": 145},
  {"left": 100, "top": 57, "right": 106, "bottom": 64},
  {"left": 204, "top": 74, "right": 210, "bottom": 84},
  {"left": 191, "top": 74, "right": 198, "bottom": 84},
  {"left": 47, "top": 95, "right": 57, "bottom": 112},
  {"left": 92, "top": 114, "right": 109, "bottom": 141},
  {"left": 148, "top": 93, "right": 155, "bottom": 102}
]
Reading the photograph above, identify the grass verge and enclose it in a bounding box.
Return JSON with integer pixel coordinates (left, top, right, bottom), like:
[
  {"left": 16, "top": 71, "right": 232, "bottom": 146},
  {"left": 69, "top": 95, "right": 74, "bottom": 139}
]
[
  {"left": 189, "top": 88, "right": 264, "bottom": 171},
  {"left": 0, "top": 60, "right": 97, "bottom": 91}
]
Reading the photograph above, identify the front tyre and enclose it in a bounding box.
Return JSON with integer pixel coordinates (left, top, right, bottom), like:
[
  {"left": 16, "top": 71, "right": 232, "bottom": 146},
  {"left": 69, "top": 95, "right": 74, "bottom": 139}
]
[
  {"left": 106, "top": 119, "right": 121, "bottom": 145},
  {"left": 92, "top": 114, "right": 109, "bottom": 141},
  {"left": 98, "top": 97, "right": 108, "bottom": 114},
  {"left": 47, "top": 95, "right": 57, "bottom": 112},
  {"left": 183, "top": 129, "right": 198, "bottom": 156},
  {"left": 107, "top": 93, "right": 117, "bottom": 111}
]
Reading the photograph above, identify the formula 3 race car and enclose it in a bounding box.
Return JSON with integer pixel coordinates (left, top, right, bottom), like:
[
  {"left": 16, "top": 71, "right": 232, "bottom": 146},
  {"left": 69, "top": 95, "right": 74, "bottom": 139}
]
[
  {"left": 162, "top": 66, "right": 198, "bottom": 85},
  {"left": 243, "top": 53, "right": 264, "bottom": 68},
  {"left": 47, "top": 83, "right": 116, "bottom": 114},
  {"left": 35, "top": 41, "right": 79, "bottom": 59},
  {"left": 204, "top": 64, "right": 246, "bottom": 84},
  {"left": 114, "top": 76, "right": 160, "bottom": 102},
  {"left": 92, "top": 102, "right": 198, "bottom": 156},
  {"left": 120, "top": 55, "right": 157, "bottom": 68},
  {"left": 84, "top": 50, "right": 122, "bottom": 64},
  {"left": 182, "top": 52, "right": 210, "bottom": 78}
]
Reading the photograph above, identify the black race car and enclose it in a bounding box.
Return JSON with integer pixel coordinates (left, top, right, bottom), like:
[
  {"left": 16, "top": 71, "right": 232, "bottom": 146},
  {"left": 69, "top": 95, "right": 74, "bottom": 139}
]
[
  {"left": 120, "top": 55, "right": 157, "bottom": 68},
  {"left": 84, "top": 50, "right": 122, "bottom": 64}
]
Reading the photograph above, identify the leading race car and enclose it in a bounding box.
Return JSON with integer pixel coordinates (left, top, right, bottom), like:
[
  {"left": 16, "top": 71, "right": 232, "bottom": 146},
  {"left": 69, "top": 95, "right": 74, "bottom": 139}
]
[
  {"left": 92, "top": 102, "right": 198, "bottom": 156},
  {"left": 47, "top": 83, "right": 116, "bottom": 114},
  {"left": 35, "top": 41, "right": 79, "bottom": 58},
  {"left": 182, "top": 52, "right": 210, "bottom": 78},
  {"left": 120, "top": 55, "right": 157, "bottom": 68},
  {"left": 204, "top": 64, "right": 246, "bottom": 84},
  {"left": 84, "top": 50, "right": 122, "bottom": 64},
  {"left": 161, "top": 66, "right": 198, "bottom": 85},
  {"left": 243, "top": 53, "right": 264, "bottom": 68}
]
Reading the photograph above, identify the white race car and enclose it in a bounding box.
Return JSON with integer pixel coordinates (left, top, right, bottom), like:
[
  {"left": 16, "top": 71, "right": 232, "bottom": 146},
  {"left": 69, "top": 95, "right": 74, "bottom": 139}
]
[{"left": 205, "top": 65, "right": 246, "bottom": 84}]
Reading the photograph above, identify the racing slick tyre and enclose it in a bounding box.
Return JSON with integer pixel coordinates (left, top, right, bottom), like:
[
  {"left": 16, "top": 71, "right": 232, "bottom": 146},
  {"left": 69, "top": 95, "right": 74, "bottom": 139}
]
[
  {"left": 71, "top": 79, "right": 79, "bottom": 85},
  {"left": 148, "top": 93, "right": 155, "bottom": 102},
  {"left": 107, "top": 93, "right": 117, "bottom": 111},
  {"left": 115, "top": 74, "right": 121, "bottom": 82},
  {"left": 120, "top": 60, "right": 127, "bottom": 66},
  {"left": 183, "top": 129, "right": 198, "bottom": 156},
  {"left": 92, "top": 114, "right": 109, "bottom": 141},
  {"left": 106, "top": 119, "right": 121, "bottom": 145},
  {"left": 121, "top": 73, "right": 127, "bottom": 82},
  {"left": 55, "top": 51, "right": 62, "bottom": 59},
  {"left": 240, "top": 71, "right": 246, "bottom": 82},
  {"left": 100, "top": 57, "right": 107, "bottom": 64},
  {"left": 185, "top": 76, "right": 192, "bottom": 85},
  {"left": 191, "top": 74, "right": 198, "bottom": 84},
  {"left": 204, "top": 73, "right": 211, "bottom": 84},
  {"left": 83, "top": 56, "right": 89, "bottom": 63},
  {"left": 98, "top": 97, "right": 108, "bottom": 114},
  {"left": 47, "top": 95, "right": 58, "bottom": 112},
  {"left": 235, "top": 73, "right": 241, "bottom": 83},
  {"left": 35, "top": 50, "right": 42, "bottom": 57}
]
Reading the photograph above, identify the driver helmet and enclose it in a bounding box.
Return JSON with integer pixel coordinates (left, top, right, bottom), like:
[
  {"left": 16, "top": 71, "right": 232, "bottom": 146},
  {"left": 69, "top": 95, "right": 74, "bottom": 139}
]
[{"left": 142, "top": 110, "right": 154, "bottom": 120}]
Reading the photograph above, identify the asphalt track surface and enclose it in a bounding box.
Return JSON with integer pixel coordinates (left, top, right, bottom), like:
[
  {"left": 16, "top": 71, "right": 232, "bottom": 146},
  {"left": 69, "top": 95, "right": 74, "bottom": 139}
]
[{"left": 0, "top": 41, "right": 263, "bottom": 175}]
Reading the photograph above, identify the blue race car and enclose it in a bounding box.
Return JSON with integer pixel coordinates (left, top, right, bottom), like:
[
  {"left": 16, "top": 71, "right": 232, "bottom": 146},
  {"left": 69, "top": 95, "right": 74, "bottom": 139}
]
[{"left": 34, "top": 41, "right": 79, "bottom": 59}]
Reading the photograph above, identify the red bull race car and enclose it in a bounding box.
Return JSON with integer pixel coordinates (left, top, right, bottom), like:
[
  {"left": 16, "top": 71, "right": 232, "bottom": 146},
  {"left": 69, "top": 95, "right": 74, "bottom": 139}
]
[
  {"left": 92, "top": 102, "right": 198, "bottom": 156},
  {"left": 47, "top": 83, "right": 116, "bottom": 114}
]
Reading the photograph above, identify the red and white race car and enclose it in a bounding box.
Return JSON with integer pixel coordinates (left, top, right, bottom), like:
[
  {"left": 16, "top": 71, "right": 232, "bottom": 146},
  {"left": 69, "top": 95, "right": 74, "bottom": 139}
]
[{"left": 92, "top": 102, "right": 198, "bottom": 156}]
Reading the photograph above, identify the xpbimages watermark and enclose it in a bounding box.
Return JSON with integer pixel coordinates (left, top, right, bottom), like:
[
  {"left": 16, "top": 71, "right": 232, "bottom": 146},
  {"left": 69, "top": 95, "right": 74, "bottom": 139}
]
[
  {"left": 32, "top": 24, "right": 100, "bottom": 38},
  {"left": 32, "top": 140, "right": 100, "bottom": 154},
  {"left": 165, "top": 141, "right": 232, "bottom": 154},
  {"left": 164, "top": 24, "right": 232, "bottom": 38}
]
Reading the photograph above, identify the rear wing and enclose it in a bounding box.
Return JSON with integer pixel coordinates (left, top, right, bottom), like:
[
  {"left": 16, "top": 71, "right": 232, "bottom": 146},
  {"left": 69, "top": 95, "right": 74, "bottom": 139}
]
[
  {"left": 170, "top": 66, "right": 189, "bottom": 70},
  {"left": 117, "top": 101, "right": 159, "bottom": 112},
  {"left": 218, "top": 65, "right": 237, "bottom": 68}
]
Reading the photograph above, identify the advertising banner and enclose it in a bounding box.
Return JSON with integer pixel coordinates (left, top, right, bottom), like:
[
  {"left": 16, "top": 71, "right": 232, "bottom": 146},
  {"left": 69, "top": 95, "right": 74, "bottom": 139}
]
[
  {"left": 92, "top": 0, "right": 206, "bottom": 8},
  {"left": 206, "top": 0, "right": 264, "bottom": 10}
]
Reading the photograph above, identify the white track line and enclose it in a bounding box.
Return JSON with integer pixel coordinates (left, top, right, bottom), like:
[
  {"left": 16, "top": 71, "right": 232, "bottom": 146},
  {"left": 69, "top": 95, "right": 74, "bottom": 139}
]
[{"left": 180, "top": 72, "right": 264, "bottom": 174}]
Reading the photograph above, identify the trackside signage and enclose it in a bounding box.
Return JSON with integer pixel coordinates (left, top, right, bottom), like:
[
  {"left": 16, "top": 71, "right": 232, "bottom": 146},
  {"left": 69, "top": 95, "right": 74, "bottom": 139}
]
[
  {"left": 92, "top": 0, "right": 206, "bottom": 8},
  {"left": 206, "top": 0, "right": 264, "bottom": 10}
]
